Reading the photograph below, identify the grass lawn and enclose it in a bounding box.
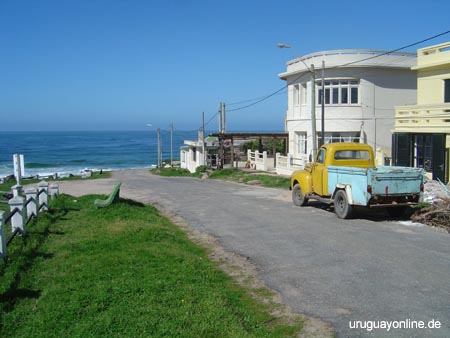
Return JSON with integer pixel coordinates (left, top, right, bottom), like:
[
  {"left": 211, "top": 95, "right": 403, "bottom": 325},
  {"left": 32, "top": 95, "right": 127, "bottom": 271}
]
[
  {"left": 152, "top": 167, "right": 290, "bottom": 190},
  {"left": 0, "top": 194, "right": 302, "bottom": 337},
  {"left": 208, "top": 169, "right": 290, "bottom": 189}
]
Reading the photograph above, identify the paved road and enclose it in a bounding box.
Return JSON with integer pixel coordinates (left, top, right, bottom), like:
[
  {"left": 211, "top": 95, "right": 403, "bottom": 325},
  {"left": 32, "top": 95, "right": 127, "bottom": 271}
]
[{"left": 59, "top": 169, "right": 450, "bottom": 338}]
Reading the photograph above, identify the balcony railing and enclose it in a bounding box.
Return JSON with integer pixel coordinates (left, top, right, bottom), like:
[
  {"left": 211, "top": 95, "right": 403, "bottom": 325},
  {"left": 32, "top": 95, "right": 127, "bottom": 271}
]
[
  {"left": 394, "top": 104, "right": 450, "bottom": 132},
  {"left": 414, "top": 41, "right": 450, "bottom": 70}
]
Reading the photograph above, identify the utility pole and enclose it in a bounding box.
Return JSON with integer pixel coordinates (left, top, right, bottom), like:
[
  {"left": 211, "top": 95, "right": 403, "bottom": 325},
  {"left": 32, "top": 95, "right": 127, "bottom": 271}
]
[
  {"left": 157, "top": 128, "right": 161, "bottom": 168},
  {"left": 218, "top": 102, "right": 227, "bottom": 134},
  {"left": 218, "top": 102, "right": 223, "bottom": 133},
  {"left": 320, "top": 60, "right": 325, "bottom": 147},
  {"left": 222, "top": 102, "right": 226, "bottom": 133},
  {"left": 169, "top": 122, "right": 173, "bottom": 167},
  {"left": 202, "top": 112, "right": 206, "bottom": 166},
  {"left": 310, "top": 64, "right": 317, "bottom": 159}
]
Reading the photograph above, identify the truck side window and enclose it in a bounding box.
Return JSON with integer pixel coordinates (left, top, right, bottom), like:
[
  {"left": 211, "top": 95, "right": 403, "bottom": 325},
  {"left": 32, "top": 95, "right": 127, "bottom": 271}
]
[{"left": 317, "top": 149, "right": 325, "bottom": 164}]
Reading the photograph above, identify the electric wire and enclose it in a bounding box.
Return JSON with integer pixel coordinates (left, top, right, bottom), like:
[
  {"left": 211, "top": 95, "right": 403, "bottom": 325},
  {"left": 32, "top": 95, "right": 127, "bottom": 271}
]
[{"left": 226, "top": 29, "right": 450, "bottom": 113}]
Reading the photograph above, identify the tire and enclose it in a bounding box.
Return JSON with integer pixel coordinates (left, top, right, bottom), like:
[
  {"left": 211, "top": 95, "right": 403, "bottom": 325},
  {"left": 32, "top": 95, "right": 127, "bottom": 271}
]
[
  {"left": 292, "top": 184, "right": 308, "bottom": 207},
  {"left": 334, "top": 190, "right": 352, "bottom": 219}
]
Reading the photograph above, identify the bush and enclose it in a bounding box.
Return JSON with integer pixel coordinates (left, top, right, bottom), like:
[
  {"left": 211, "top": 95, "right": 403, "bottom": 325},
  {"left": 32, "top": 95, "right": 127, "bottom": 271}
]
[{"left": 195, "top": 165, "right": 209, "bottom": 174}]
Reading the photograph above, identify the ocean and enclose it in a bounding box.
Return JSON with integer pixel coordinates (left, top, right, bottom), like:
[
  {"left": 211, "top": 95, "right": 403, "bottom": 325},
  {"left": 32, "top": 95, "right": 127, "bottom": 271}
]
[{"left": 0, "top": 130, "right": 198, "bottom": 178}]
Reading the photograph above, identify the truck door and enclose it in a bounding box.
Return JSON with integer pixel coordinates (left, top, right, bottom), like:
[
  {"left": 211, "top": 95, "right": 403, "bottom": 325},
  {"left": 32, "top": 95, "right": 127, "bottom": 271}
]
[{"left": 312, "top": 148, "right": 327, "bottom": 195}]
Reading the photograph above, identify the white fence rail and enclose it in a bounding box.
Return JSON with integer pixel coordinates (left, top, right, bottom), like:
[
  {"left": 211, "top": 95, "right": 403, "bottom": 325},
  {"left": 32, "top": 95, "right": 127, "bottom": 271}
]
[
  {"left": 275, "top": 153, "right": 308, "bottom": 176},
  {"left": 246, "top": 150, "right": 308, "bottom": 175},
  {"left": 0, "top": 181, "right": 59, "bottom": 258},
  {"left": 247, "top": 150, "right": 272, "bottom": 171}
]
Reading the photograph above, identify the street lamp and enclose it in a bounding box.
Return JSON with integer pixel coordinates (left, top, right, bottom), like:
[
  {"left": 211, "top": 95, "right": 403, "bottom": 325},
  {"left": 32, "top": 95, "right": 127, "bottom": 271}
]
[
  {"left": 146, "top": 123, "right": 161, "bottom": 168},
  {"left": 278, "top": 43, "right": 326, "bottom": 157}
]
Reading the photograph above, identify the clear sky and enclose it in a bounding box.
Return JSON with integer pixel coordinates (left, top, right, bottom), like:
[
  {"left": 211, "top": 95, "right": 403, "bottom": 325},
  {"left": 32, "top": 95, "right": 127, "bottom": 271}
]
[{"left": 1, "top": 0, "right": 450, "bottom": 132}]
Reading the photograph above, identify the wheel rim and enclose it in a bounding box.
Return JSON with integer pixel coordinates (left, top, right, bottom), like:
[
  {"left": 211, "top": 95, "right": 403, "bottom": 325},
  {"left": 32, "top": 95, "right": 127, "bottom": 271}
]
[
  {"left": 294, "top": 188, "right": 302, "bottom": 203},
  {"left": 336, "top": 195, "right": 344, "bottom": 213}
]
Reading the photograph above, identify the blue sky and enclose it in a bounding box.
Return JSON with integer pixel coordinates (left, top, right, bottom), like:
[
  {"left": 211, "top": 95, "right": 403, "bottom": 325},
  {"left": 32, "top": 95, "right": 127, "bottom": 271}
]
[{"left": 1, "top": 0, "right": 450, "bottom": 132}]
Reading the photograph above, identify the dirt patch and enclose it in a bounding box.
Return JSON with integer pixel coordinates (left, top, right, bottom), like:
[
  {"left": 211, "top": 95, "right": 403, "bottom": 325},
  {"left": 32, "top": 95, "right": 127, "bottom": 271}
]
[{"left": 155, "top": 204, "right": 334, "bottom": 338}]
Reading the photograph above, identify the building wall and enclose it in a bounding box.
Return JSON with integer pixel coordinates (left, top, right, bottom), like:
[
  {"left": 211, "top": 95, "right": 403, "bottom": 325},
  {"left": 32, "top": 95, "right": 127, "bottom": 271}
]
[
  {"left": 281, "top": 51, "right": 417, "bottom": 161},
  {"left": 393, "top": 41, "right": 450, "bottom": 182},
  {"left": 417, "top": 69, "right": 449, "bottom": 105}
]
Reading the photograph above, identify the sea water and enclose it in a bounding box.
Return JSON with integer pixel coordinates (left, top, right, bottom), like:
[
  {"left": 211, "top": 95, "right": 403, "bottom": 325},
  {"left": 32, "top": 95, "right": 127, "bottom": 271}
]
[{"left": 0, "top": 130, "right": 198, "bottom": 178}]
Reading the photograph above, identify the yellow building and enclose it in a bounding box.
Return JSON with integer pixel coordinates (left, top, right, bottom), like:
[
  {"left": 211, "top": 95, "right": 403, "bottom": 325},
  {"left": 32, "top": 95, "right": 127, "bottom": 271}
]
[{"left": 393, "top": 41, "right": 450, "bottom": 183}]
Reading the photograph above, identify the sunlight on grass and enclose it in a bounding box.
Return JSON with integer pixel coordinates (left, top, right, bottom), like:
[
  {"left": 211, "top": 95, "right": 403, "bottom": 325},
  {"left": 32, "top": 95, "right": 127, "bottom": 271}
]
[{"left": 0, "top": 194, "right": 302, "bottom": 337}]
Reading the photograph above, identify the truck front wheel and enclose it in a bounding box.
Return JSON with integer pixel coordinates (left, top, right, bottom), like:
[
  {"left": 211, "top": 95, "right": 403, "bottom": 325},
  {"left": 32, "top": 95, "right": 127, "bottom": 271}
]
[
  {"left": 334, "top": 190, "right": 352, "bottom": 219},
  {"left": 292, "top": 184, "right": 308, "bottom": 207}
]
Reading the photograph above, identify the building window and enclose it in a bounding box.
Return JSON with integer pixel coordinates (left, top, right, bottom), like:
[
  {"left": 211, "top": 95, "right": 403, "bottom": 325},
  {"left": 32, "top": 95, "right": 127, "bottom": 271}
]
[
  {"left": 293, "top": 84, "right": 300, "bottom": 106},
  {"left": 318, "top": 131, "right": 361, "bottom": 144},
  {"left": 318, "top": 80, "right": 359, "bottom": 105},
  {"left": 445, "top": 79, "right": 450, "bottom": 103},
  {"left": 295, "top": 132, "right": 307, "bottom": 154},
  {"left": 301, "top": 83, "right": 307, "bottom": 104}
]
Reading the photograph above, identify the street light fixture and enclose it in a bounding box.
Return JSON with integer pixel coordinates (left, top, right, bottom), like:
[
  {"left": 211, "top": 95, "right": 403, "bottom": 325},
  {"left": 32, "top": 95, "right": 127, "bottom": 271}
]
[
  {"left": 278, "top": 43, "right": 321, "bottom": 158},
  {"left": 146, "top": 123, "right": 161, "bottom": 168}
]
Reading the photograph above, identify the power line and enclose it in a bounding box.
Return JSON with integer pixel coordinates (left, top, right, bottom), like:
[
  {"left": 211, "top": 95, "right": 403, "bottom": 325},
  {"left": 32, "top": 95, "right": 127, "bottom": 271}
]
[
  {"left": 333, "top": 29, "right": 450, "bottom": 69},
  {"left": 226, "top": 29, "right": 450, "bottom": 113}
]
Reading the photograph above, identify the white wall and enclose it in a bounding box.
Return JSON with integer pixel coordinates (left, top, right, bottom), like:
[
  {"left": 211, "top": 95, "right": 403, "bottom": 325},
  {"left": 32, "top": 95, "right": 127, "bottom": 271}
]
[{"left": 284, "top": 61, "right": 416, "bottom": 160}]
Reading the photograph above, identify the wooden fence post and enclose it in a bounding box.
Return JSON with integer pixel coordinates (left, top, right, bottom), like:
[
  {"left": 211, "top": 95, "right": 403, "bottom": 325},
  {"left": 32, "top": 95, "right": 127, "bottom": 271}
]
[
  {"left": 25, "top": 188, "right": 38, "bottom": 219},
  {"left": 9, "top": 196, "right": 25, "bottom": 235},
  {"left": 38, "top": 181, "right": 49, "bottom": 211},
  {"left": 0, "top": 211, "right": 6, "bottom": 258},
  {"left": 12, "top": 184, "right": 23, "bottom": 197},
  {"left": 50, "top": 184, "right": 59, "bottom": 200}
]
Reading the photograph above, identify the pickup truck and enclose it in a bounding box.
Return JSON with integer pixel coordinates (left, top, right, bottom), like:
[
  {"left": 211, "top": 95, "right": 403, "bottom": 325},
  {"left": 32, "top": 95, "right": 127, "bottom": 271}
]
[{"left": 290, "top": 142, "right": 424, "bottom": 219}]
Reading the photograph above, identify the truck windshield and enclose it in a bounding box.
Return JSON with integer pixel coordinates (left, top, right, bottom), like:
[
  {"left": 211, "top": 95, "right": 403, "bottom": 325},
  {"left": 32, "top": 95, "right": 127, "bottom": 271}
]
[{"left": 334, "top": 150, "right": 370, "bottom": 160}]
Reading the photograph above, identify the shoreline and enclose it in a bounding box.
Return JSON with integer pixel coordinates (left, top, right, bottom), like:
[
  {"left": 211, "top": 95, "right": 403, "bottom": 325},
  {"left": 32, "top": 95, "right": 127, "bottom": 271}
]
[{"left": 0, "top": 165, "right": 157, "bottom": 182}]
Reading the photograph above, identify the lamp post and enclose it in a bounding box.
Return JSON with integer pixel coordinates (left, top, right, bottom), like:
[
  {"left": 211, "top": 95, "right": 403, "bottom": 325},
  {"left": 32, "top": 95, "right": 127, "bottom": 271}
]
[
  {"left": 278, "top": 43, "right": 325, "bottom": 158},
  {"left": 146, "top": 123, "right": 161, "bottom": 168}
]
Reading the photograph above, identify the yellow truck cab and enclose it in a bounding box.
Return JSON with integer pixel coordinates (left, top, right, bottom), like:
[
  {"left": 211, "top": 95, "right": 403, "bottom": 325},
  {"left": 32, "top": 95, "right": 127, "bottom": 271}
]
[{"left": 290, "top": 143, "right": 423, "bottom": 219}]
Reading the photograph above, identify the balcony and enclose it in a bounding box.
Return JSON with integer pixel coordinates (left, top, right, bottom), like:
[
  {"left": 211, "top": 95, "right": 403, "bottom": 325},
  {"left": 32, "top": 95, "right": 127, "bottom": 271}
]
[
  {"left": 413, "top": 41, "right": 450, "bottom": 71},
  {"left": 394, "top": 103, "right": 450, "bottom": 133}
]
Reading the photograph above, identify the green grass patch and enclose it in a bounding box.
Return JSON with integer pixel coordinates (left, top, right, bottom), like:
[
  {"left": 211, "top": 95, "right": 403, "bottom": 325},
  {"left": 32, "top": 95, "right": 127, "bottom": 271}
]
[
  {"left": 209, "top": 169, "right": 290, "bottom": 189},
  {"left": 0, "top": 195, "right": 302, "bottom": 337},
  {"left": 150, "top": 167, "right": 199, "bottom": 177}
]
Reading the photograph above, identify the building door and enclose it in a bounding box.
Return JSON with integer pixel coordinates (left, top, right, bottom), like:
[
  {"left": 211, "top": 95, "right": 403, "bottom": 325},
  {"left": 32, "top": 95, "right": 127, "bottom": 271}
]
[
  {"left": 414, "top": 134, "right": 446, "bottom": 182},
  {"left": 393, "top": 133, "right": 446, "bottom": 182},
  {"left": 432, "top": 134, "right": 446, "bottom": 182},
  {"left": 392, "top": 133, "right": 413, "bottom": 167}
]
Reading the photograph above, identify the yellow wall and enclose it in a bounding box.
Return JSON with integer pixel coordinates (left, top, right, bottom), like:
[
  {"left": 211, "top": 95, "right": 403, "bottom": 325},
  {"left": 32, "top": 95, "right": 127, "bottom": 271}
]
[
  {"left": 414, "top": 42, "right": 450, "bottom": 105},
  {"left": 417, "top": 70, "right": 448, "bottom": 105}
]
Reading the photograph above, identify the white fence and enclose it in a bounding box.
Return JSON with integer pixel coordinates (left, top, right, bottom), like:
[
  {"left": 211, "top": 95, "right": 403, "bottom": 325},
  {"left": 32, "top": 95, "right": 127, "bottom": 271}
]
[
  {"left": 0, "top": 181, "right": 59, "bottom": 258},
  {"left": 246, "top": 150, "right": 308, "bottom": 175},
  {"left": 247, "top": 150, "right": 273, "bottom": 171},
  {"left": 275, "top": 153, "right": 308, "bottom": 176}
]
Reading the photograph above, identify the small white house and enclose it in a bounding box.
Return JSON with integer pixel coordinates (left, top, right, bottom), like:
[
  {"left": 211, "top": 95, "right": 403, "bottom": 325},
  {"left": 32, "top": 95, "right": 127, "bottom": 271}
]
[
  {"left": 180, "top": 135, "right": 219, "bottom": 173},
  {"left": 278, "top": 49, "right": 417, "bottom": 166}
]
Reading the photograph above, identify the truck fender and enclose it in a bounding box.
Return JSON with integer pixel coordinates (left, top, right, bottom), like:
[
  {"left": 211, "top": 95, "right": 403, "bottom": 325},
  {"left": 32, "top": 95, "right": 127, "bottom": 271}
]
[{"left": 333, "top": 184, "right": 354, "bottom": 205}]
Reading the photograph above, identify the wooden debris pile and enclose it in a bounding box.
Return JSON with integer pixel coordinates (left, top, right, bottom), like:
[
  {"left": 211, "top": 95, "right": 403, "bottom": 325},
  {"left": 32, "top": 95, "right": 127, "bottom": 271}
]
[{"left": 411, "top": 198, "right": 450, "bottom": 232}]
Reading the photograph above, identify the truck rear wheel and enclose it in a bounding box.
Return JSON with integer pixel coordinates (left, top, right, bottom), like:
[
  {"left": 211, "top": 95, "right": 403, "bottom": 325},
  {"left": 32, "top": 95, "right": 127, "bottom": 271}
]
[
  {"left": 292, "top": 184, "right": 308, "bottom": 206},
  {"left": 334, "top": 190, "right": 352, "bottom": 219}
]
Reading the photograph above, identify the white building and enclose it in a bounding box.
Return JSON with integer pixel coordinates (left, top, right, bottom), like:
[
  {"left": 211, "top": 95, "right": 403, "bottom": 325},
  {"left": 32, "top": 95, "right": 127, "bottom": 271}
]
[{"left": 278, "top": 49, "right": 417, "bottom": 165}]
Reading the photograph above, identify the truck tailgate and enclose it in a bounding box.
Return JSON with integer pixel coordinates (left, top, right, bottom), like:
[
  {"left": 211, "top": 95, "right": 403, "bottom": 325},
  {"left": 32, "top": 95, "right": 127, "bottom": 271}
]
[{"left": 369, "top": 166, "right": 423, "bottom": 195}]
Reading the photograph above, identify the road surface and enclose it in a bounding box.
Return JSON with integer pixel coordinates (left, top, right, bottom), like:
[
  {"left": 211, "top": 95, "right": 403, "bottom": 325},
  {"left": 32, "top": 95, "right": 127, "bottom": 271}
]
[{"left": 58, "top": 169, "right": 450, "bottom": 338}]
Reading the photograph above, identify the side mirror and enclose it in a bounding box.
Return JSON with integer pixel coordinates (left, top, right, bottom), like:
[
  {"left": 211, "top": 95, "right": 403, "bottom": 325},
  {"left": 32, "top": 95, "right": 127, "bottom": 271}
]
[{"left": 309, "top": 154, "right": 313, "bottom": 162}]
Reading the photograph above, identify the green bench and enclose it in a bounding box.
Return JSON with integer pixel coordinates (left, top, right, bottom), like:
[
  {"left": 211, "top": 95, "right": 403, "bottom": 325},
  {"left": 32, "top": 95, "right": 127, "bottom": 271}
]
[{"left": 94, "top": 182, "right": 121, "bottom": 208}]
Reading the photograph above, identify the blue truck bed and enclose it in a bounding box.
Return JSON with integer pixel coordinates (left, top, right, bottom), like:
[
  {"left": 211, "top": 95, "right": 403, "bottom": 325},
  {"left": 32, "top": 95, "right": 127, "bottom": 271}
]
[{"left": 327, "top": 165, "right": 424, "bottom": 206}]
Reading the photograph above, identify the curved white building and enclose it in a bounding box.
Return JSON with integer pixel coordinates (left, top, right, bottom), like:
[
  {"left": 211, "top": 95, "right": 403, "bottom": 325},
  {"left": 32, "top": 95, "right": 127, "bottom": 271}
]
[{"left": 279, "top": 49, "right": 417, "bottom": 164}]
